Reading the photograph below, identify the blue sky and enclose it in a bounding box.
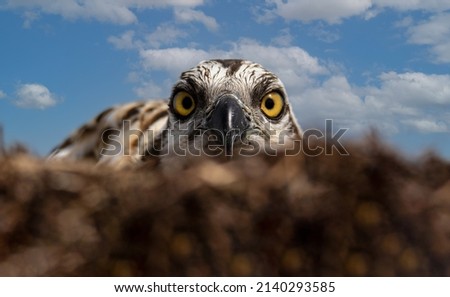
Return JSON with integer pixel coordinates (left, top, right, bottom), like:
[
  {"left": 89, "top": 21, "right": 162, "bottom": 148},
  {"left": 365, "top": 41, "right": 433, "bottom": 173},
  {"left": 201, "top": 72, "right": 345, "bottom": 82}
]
[{"left": 0, "top": 0, "right": 449, "bottom": 158}]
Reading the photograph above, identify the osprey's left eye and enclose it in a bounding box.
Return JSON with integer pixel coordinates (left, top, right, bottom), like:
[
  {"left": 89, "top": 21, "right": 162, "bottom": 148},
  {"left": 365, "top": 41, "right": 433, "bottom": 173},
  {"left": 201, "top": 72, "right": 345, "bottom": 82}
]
[
  {"left": 261, "top": 91, "right": 284, "bottom": 119},
  {"left": 173, "top": 91, "right": 196, "bottom": 117}
]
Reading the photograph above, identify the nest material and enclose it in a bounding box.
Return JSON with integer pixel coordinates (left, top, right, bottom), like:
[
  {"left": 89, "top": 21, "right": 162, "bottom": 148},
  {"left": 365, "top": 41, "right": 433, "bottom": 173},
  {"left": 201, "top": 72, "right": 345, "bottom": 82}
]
[{"left": 0, "top": 139, "right": 449, "bottom": 276}]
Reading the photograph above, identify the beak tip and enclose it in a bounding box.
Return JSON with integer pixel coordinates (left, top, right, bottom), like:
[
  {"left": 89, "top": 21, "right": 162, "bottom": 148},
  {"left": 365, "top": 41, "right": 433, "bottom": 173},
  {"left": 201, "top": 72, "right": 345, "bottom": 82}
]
[{"left": 206, "top": 95, "right": 249, "bottom": 153}]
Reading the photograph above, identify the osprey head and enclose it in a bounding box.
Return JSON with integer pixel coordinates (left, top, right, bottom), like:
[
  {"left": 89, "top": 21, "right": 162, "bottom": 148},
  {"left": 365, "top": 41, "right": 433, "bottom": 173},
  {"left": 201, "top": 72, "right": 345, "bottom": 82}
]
[{"left": 165, "top": 59, "right": 301, "bottom": 157}]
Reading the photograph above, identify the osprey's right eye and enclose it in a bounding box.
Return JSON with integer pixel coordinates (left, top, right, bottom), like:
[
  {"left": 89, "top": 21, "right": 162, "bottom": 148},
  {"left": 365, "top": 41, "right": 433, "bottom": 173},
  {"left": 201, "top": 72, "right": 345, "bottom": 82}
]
[
  {"left": 261, "top": 91, "right": 284, "bottom": 119},
  {"left": 173, "top": 91, "right": 196, "bottom": 117}
]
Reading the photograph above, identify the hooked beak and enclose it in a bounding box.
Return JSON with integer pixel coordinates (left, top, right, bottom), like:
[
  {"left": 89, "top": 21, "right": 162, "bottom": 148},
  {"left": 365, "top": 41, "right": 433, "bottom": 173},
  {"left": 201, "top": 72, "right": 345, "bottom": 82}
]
[{"left": 206, "top": 94, "right": 249, "bottom": 154}]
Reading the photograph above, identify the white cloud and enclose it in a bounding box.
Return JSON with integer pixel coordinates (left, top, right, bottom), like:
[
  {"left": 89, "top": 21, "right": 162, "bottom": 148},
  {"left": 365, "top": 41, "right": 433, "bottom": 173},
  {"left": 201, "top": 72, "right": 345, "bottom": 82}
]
[
  {"left": 0, "top": 90, "right": 6, "bottom": 99},
  {"left": 263, "top": 0, "right": 450, "bottom": 24},
  {"left": 407, "top": 13, "right": 450, "bottom": 63},
  {"left": 259, "top": 1, "right": 450, "bottom": 64},
  {"left": 394, "top": 16, "right": 414, "bottom": 28},
  {"left": 371, "top": 71, "right": 450, "bottom": 105},
  {"left": 267, "top": 0, "right": 373, "bottom": 24},
  {"left": 402, "top": 119, "right": 448, "bottom": 133},
  {"left": 360, "top": 71, "right": 450, "bottom": 133},
  {"left": 138, "top": 39, "right": 327, "bottom": 88},
  {"left": 295, "top": 71, "right": 450, "bottom": 135},
  {"left": 408, "top": 14, "right": 450, "bottom": 44},
  {"left": 271, "top": 28, "right": 294, "bottom": 46},
  {"left": 3, "top": 0, "right": 205, "bottom": 25},
  {"left": 296, "top": 76, "right": 369, "bottom": 131},
  {"left": 108, "top": 25, "right": 188, "bottom": 51},
  {"left": 22, "top": 10, "right": 40, "bottom": 28},
  {"left": 108, "top": 30, "right": 137, "bottom": 50},
  {"left": 373, "top": 0, "right": 450, "bottom": 12},
  {"left": 252, "top": 5, "right": 278, "bottom": 24},
  {"left": 133, "top": 80, "right": 165, "bottom": 99},
  {"left": 228, "top": 40, "right": 329, "bottom": 92},
  {"left": 174, "top": 8, "right": 219, "bottom": 31},
  {"left": 363, "top": 7, "right": 382, "bottom": 20},
  {"left": 139, "top": 47, "right": 210, "bottom": 75},
  {"left": 14, "top": 83, "right": 58, "bottom": 109},
  {"left": 308, "top": 24, "right": 340, "bottom": 43},
  {"left": 145, "top": 24, "right": 188, "bottom": 48},
  {"left": 231, "top": 39, "right": 327, "bottom": 74}
]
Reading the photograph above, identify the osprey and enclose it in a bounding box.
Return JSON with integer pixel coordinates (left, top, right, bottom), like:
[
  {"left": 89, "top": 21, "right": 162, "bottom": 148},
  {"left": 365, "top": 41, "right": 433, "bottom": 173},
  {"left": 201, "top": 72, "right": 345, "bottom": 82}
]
[{"left": 49, "top": 59, "right": 302, "bottom": 167}]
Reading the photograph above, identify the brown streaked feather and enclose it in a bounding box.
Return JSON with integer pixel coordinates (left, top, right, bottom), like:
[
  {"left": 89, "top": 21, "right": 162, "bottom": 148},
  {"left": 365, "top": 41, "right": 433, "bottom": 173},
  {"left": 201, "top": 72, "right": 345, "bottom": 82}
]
[
  {"left": 140, "top": 101, "right": 169, "bottom": 131},
  {"left": 94, "top": 107, "right": 114, "bottom": 123},
  {"left": 48, "top": 100, "right": 169, "bottom": 166}
]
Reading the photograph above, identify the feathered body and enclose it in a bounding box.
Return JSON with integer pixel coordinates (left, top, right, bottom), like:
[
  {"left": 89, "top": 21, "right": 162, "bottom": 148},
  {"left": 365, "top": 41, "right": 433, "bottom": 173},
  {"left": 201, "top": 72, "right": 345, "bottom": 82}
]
[{"left": 50, "top": 59, "right": 302, "bottom": 167}]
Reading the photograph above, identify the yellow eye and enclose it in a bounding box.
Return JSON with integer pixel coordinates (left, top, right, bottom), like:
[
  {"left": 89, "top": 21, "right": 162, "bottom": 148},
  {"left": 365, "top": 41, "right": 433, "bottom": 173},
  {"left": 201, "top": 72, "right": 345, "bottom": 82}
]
[
  {"left": 173, "top": 91, "right": 196, "bottom": 117},
  {"left": 261, "top": 92, "right": 284, "bottom": 119}
]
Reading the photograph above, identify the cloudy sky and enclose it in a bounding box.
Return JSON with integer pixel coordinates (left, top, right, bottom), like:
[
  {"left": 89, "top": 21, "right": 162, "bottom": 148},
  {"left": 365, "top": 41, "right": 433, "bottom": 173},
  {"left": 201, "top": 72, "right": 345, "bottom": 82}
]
[{"left": 0, "top": 0, "right": 449, "bottom": 158}]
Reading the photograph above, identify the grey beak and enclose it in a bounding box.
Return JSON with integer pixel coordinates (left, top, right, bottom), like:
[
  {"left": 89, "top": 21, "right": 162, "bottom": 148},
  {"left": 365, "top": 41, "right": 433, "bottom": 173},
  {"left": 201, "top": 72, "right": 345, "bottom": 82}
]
[{"left": 206, "top": 95, "right": 249, "bottom": 154}]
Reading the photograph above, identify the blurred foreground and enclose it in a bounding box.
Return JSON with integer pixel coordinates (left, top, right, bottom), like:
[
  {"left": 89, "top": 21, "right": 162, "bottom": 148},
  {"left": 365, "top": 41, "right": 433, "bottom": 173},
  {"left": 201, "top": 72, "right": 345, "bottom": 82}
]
[{"left": 0, "top": 138, "right": 449, "bottom": 276}]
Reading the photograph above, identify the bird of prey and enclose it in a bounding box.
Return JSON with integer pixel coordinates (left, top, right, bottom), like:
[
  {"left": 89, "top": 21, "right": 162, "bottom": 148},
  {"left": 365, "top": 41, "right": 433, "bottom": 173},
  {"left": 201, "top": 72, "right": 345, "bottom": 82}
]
[{"left": 49, "top": 59, "right": 302, "bottom": 167}]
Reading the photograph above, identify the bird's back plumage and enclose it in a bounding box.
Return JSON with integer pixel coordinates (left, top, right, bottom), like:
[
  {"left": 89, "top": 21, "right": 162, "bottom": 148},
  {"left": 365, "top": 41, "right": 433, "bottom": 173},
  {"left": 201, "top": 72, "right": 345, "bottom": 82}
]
[{"left": 49, "top": 100, "right": 169, "bottom": 166}]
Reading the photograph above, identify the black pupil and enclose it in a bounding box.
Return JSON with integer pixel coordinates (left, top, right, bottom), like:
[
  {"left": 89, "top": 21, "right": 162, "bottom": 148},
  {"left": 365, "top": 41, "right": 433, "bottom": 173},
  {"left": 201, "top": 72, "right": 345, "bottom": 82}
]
[
  {"left": 182, "top": 96, "right": 193, "bottom": 110},
  {"left": 265, "top": 98, "right": 275, "bottom": 110}
]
